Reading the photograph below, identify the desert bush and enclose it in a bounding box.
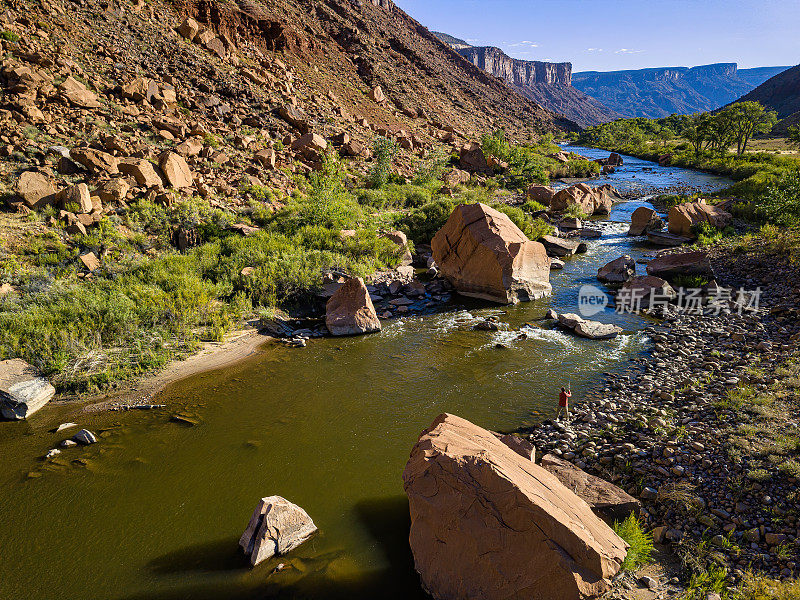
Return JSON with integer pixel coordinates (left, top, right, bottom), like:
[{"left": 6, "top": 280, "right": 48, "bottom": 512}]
[{"left": 612, "top": 513, "right": 653, "bottom": 570}]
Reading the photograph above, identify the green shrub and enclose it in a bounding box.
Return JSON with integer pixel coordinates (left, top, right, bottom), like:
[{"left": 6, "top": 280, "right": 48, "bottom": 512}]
[
  {"left": 368, "top": 137, "right": 399, "bottom": 188},
  {"left": 0, "top": 30, "right": 20, "bottom": 42},
  {"left": 752, "top": 171, "right": 800, "bottom": 226},
  {"left": 397, "top": 198, "right": 459, "bottom": 243},
  {"left": 612, "top": 513, "right": 653, "bottom": 570},
  {"left": 523, "top": 200, "right": 547, "bottom": 213},
  {"left": 563, "top": 203, "right": 590, "bottom": 220},
  {"left": 685, "top": 565, "right": 730, "bottom": 600},
  {"left": 413, "top": 148, "right": 449, "bottom": 185}
]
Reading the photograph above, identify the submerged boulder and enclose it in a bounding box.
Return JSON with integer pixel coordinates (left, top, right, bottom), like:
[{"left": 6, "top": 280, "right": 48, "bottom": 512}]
[
  {"left": 628, "top": 207, "right": 663, "bottom": 236},
  {"left": 597, "top": 255, "right": 636, "bottom": 284},
  {"left": 432, "top": 203, "right": 551, "bottom": 304},
  {"left": 541, "top": 454, "right": 641, "bottom": 522},
  {"left": 403, "top": 413, "right": 627, "bottom": 600},
  {"left": 325, "top": 277, "right": 381, "bottom": 336},
  {"left": 239, "top": 496, "right": 317, "bottom": 566},
  {"left": 557, "top": 313, "right": 622, "bottom": 340},
  {"left": 646, "top": 251, "right": 713, "bottom": 280},
  {"left": 0, "top": 359, "right": 55, "bottom": 420},
  {"left": 668, "top": 200, "right": 731, "bottom": 238}
]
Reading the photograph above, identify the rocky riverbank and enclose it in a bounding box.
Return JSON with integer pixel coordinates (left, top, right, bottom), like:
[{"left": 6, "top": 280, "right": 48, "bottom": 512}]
[{"left": 523, "top": 238, "right": 800, "bottom": 594}]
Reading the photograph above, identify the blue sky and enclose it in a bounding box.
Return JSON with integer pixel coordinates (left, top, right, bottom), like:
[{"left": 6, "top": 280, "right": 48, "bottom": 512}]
[{"left": 393, "top": 0, "right": 798, "bottom": 72}]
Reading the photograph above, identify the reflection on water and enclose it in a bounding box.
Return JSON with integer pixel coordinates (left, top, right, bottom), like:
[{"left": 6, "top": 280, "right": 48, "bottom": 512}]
[{"left": 0, "top": 149, "right": 731, "bottom": 600}]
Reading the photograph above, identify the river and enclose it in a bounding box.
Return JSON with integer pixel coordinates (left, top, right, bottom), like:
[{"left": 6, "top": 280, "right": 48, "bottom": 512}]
[{"left": 0, "top": 147, "right": 731, "bottom": 600}]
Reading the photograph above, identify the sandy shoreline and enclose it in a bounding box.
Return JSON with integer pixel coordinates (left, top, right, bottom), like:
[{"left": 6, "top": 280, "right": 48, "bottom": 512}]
[{"left": 72, "top": 328, "right": 274, "bottom": 413}]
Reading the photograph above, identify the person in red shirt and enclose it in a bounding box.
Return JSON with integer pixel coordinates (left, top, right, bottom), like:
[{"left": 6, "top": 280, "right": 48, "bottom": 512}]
[{"left": 555, "top": 386, "right": 572, "bottom": 421}]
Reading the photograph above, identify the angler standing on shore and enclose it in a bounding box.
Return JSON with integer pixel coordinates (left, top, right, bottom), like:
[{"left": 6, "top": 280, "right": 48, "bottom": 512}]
[{"left": 555, "top": 383, "right": 572, "bottom": 422}]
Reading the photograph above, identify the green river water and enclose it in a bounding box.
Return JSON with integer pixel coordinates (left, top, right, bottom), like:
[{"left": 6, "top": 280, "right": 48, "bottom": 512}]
[{"left": 0, "top": 148, "right": 732, "bottom": 599}]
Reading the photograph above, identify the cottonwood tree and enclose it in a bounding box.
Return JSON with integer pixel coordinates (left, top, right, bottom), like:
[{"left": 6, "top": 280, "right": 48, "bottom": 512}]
[
  {"left": 684, "top": 113, "right": 714, "bottom": 156},
  {"left": 726, "top": 102, "right": 777, "bottom": 155},
  {"left": 788, "top": 125, "right": 800, "bottom": 148}
]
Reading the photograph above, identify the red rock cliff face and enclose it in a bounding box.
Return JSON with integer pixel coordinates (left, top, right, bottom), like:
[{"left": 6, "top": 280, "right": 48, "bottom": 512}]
[{"left": 458, "top": 46, "right": 572, "bottom": 86}]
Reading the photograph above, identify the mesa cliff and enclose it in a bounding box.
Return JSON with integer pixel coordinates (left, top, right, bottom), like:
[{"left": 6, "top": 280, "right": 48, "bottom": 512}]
[{"left": 433, "top": 35, "right": 620, "bottom": 127}]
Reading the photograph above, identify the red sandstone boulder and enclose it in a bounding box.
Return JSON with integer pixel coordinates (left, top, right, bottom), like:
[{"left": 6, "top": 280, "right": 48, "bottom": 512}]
[
  {"left": 432, "top": 203, "right": 551, "bottom": 304},
  {"left": 646, "top": 250, "right": 713, "bottom": 280},
  {"left": 628, "top": 206, "right": 663, "bottom": 236},
  {"left": 541, "top": 454, "right": 641, "bottom": 521},
  {"left": 380, "top": 230, "right": 413, "bottom": 266},
  {"left": 458, "top": 142, "right": 490, "bottom": 173},
  {"left": 551, "top": 183, "right": 617, "bottom": 216},
  {"left": 403, "top": 414, "right": 628, "bottom": 600},
  {"left": 16, "top": 171, "right": 58, "bottom": 209},
  {"left": 441, "top": 168, "right": 470, "bottom": 188},
  {"left": 527, "top": 184, "right": 556, "bottom": 206},
  {"left": 325, "top": 277, "right": 381, "bottom": 336},
  {"left": 668, "top": 201, "right": 731, "bottom": 238}
]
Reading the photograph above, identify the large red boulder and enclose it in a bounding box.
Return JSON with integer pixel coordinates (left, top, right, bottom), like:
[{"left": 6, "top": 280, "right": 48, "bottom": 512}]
[
  {"left": 550, "top": 183, "right": 618, "bottom": 216},
  {"left": 458, "top": 142, "right": 490, "bottom": 173},
  {"left": 325, "top": 277, "right": 381, "bottom": 336},
  {"left": 668, "top": 201, "right": 731, "bottom": 237},
  {"left": 432, "top": 203, "right": 551, "bottom": 304},
  {"left": 628, "top": 206, "right": 663, "bottom": 236},
  {"left": 403, "top": 414, "right": 628, "bottom": 600}
]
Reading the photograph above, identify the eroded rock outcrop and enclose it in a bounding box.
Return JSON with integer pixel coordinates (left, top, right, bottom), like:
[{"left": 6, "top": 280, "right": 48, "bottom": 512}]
[
  {"left": 239, "top": 496, "right": 317, "bottom": 566},
  {"left": 325, "top": 277, "right": 381, "bottom": 336},
  {"left": 0, "top": 359, "right": 55, "bottom": 420},
  {"left": 403, "top": 413, "right": 627, "bottom": 600},
  {"left": 668, "top": 200, "right": 732, "bottom": 238},
  {"left": 432, "top": 203, "right": 551, "bottom": 304}
]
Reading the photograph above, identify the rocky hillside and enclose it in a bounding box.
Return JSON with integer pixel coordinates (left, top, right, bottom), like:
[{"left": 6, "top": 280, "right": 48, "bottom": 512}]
[
  {"left": 433, "top": 35, "right": 620, "bottom": 128},
  {"left": 734, "top": 63, "right": 800, "bottom": 120},
  {"left": 573, "top": 63, "right": 790, "bottom": 118}
]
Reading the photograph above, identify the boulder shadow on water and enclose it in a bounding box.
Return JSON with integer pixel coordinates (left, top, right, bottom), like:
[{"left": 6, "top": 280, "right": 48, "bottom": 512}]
[
  {"left": 146, "top": 536, "right": 249, "bottom": 575},
  {"left": 121, "top": 496, "right": 429, "bottom": 600}
]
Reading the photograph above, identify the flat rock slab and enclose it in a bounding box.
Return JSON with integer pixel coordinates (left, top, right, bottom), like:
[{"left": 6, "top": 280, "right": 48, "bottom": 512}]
[
  {"left": 647, "top": 231, "right": 691, "bottom": 247},
  {"left": 0, "top": 359, "right": 55, "bottom": 420},
  {"left": 541, "top": 454, "right": 641, "bottom": 522},
  {"left": 646, "top": 250, "right": 713, "bottom": 280}
]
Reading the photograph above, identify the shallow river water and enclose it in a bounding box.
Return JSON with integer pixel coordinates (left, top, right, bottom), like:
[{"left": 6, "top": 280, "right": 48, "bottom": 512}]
[{"left": 0, "top": 147, "right": 731, "bottom": 600}]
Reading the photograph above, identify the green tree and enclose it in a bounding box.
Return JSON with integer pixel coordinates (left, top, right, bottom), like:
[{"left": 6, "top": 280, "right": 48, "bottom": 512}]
[
  {"left": 727, "top": 101, "right": 777, "bottom": 155},
  {"left": 788, "top": 125, "right": 800, "bottom": 148},
  {"left": 684, "top": 113, "right": 714, "bottom": 156},
  {"left": 708, "top": 108, "right": 738, "bottom": 155}
]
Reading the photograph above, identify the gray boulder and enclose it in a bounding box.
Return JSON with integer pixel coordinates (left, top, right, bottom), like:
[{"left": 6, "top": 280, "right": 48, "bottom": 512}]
[
  {"left": 239, "top": 496, "right": 317, "bottom": 566},
  {"left": 0, "top": 359, "right": 55, "bottom": 420}
]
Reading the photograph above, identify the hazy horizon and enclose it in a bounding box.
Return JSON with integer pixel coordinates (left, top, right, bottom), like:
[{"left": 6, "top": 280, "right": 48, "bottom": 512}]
[{"left": 393, "top": 0, "right": 798, "bottom": 72}]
